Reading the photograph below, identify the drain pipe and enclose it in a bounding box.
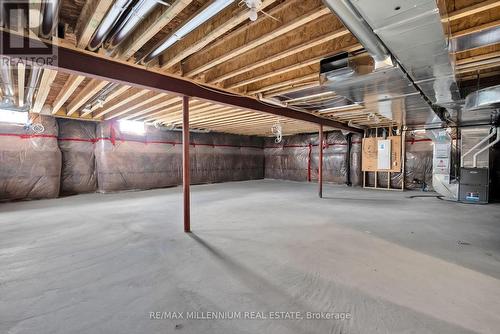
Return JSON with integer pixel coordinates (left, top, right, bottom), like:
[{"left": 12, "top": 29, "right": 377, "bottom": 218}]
[
  {"left": 322, "top": 0, "right": 393, "bottom": 69},
  {"left": 461, "top": 127, "right": 497, "bottom": 166},
  {"left": 473, "top": 127, "right": 500, "bottom": 168},
  {"left": 88, "top": 0, "right": 134, "bottom": 51},
  {"left": 107, "top": 0, "right": 160, "bottom": 49},
  {"left": 40, "top": 0, "right": 61, "bottom": 38}
]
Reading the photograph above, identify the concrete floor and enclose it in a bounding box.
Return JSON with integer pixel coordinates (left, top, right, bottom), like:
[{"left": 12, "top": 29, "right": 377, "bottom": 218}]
[{"left": 1, "top": 180, "right": 500, "bottom": 334}]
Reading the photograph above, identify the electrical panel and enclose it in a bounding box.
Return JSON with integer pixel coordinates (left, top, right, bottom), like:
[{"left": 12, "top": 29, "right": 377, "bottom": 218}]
[{"left": 377, "top": 139, "right": 391, "bottom": 170}]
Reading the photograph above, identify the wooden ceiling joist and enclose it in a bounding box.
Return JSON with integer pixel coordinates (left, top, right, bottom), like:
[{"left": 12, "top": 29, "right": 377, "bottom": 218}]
[
  {"left": 452, "top": 19, "right": 500, "bottom": 38},
  {"left": 151, "top": 101, "right": 214, "bottom": 123},
  {"left": 248, "top": 73, "right": 319, "bottom": 95},
  {"left": 195, "top": 113, "right": 278, "bottom": 128},
  {"left": 444, "top": 0, "right": 500, "bottom": 22},
  {"left": 79, "top": 85, "right": 132, "bottom": 117},
  {"left": 176, "top": 108, "right": 242, "bottom": 125},
  {"left": 160, "top": 0, "right": 279, "bottom": 70},
  {"left": 182, "top": 3, "right": 331, "bottom": 78},
  {"left": 123, "top": 97, "right": 181, "bottom": 120},
  {"left": 263, "top": 82, "right": 320, "bottom": 98},
  {"left": 168, "top": 107, "right": 237, "bottom": 126},
  {"left": 226, "top": 43, "right": 362, "bottom": 90},
  {"left": 51, "top": 75, "right": 85, "bottom": 114},
  {"left": 105, "top": 93, "right": 168, "bottom": 120},
  {"left": 32, "top": 69, "right": 57, "bottom": 114},
  {"left": 151, "top": 101, "right": 216, "bottom": 122},
  {"left": 66, "top": 80, "right": 109, "bottom": 116},
  {"left": 92, "top": 88, "right": 149, "bottom": 119},
  {"left": 208, "top": 28, "right": 351, "bottom": 84}
]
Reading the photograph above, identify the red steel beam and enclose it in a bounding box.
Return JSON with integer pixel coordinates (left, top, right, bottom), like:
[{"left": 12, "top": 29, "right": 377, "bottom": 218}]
[
  {"left": 183, "top": 96, "right": 191, "bottom": 232},
  {"left": 0, "top": 30, "right": 362, "bottom": 133},
  {"left": 318, "top": 125, "right": 324, "bottom": 198}
]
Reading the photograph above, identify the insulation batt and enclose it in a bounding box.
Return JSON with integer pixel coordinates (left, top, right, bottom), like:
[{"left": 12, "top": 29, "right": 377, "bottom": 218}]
[
  {"left": 94, "top": 121, "right": 264, "bottom": 193},
  {"left": 263, "top": 131, "right": 361, "bottom": 185},
  {"left": 0, "top": 115, "right": 61, "bottom": 201},
  {"left": 58, "top": 119, "right": 97, "bottom": 195}
]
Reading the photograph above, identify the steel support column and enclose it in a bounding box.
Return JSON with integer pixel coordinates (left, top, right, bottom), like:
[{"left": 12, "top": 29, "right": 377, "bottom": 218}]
[
  {"left": 319, "top": 125, "right": 324, "bottom": 198},
  {"left": 183, "top": 96, "right": 190, "bottom": 232}
]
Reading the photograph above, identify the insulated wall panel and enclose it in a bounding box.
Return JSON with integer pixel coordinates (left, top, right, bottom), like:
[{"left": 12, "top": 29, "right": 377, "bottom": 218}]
[
  {"left": 94, "top": 122, "right": 264, "bottom": 193},
  {"left": 58, "top": 119, "right": 97, "bottom": 195},
  {"left": 0, "top": 115, "right": 61, "bottom": 201}
]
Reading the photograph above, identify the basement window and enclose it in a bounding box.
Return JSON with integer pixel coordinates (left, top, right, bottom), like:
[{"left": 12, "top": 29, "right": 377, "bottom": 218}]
[
  {"left": 0, "top": 110, "right": 29, "bottom": 124},
  {"left": 119, "top": 120, "right": 145, "bottom": 135}
]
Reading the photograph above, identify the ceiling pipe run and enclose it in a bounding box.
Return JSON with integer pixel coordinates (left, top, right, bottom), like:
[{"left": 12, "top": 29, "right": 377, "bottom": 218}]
[
  {"left": 0, "top": 2, "right": 6, "bottom": 28},
  {"left": 142, "top": 0, "right": 236, "bottom": 64},
  {"left": 40, "top": 0, "right": 61, "bottom": 38},
  {"left": 107, "top": 0, "right": 160, "bottom": 49},
  {"left": 88, "top": 0, "right": 134, "bottom": 51}
]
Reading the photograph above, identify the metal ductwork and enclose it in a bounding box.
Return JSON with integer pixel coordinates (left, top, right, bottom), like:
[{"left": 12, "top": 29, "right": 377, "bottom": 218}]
[
  {"left": 452, "top": 26, "right": 500, "bottom": 53},
  {"left": 464, "top": 85, "right": 500, "bottom": 111},
  {"left": 322, "top": 0, "right": 393, "bottom": 69},
  {"left": 345, "top": 0, "right": 461, "bottom": 108},
  {"left": 320, "top": 0, "right": 462, "bottom": 127}
]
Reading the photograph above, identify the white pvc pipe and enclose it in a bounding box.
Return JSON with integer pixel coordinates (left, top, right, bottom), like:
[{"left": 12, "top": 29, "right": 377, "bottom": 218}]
[
  {"left": 473, "top": 127, "right": 500, "bottom": 168},
  {"left": 461, "top": 127, "right": 496, "bottom": 167}
]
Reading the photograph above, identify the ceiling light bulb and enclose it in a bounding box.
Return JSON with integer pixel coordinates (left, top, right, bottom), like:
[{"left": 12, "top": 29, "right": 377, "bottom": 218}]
[{"left": 249, "top": 8, "right": 258, "bottom": 21}]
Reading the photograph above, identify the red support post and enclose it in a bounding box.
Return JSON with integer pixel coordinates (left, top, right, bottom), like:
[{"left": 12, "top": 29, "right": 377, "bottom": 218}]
[
  {"left": 307, "top": 143, "right": 312, "bottom": 182},
  {"left": 182, "top": 96, "right": 191, "bottom": 232},
  {"left": 319, "top": 125, "right": 324, "bottom": 198}
]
